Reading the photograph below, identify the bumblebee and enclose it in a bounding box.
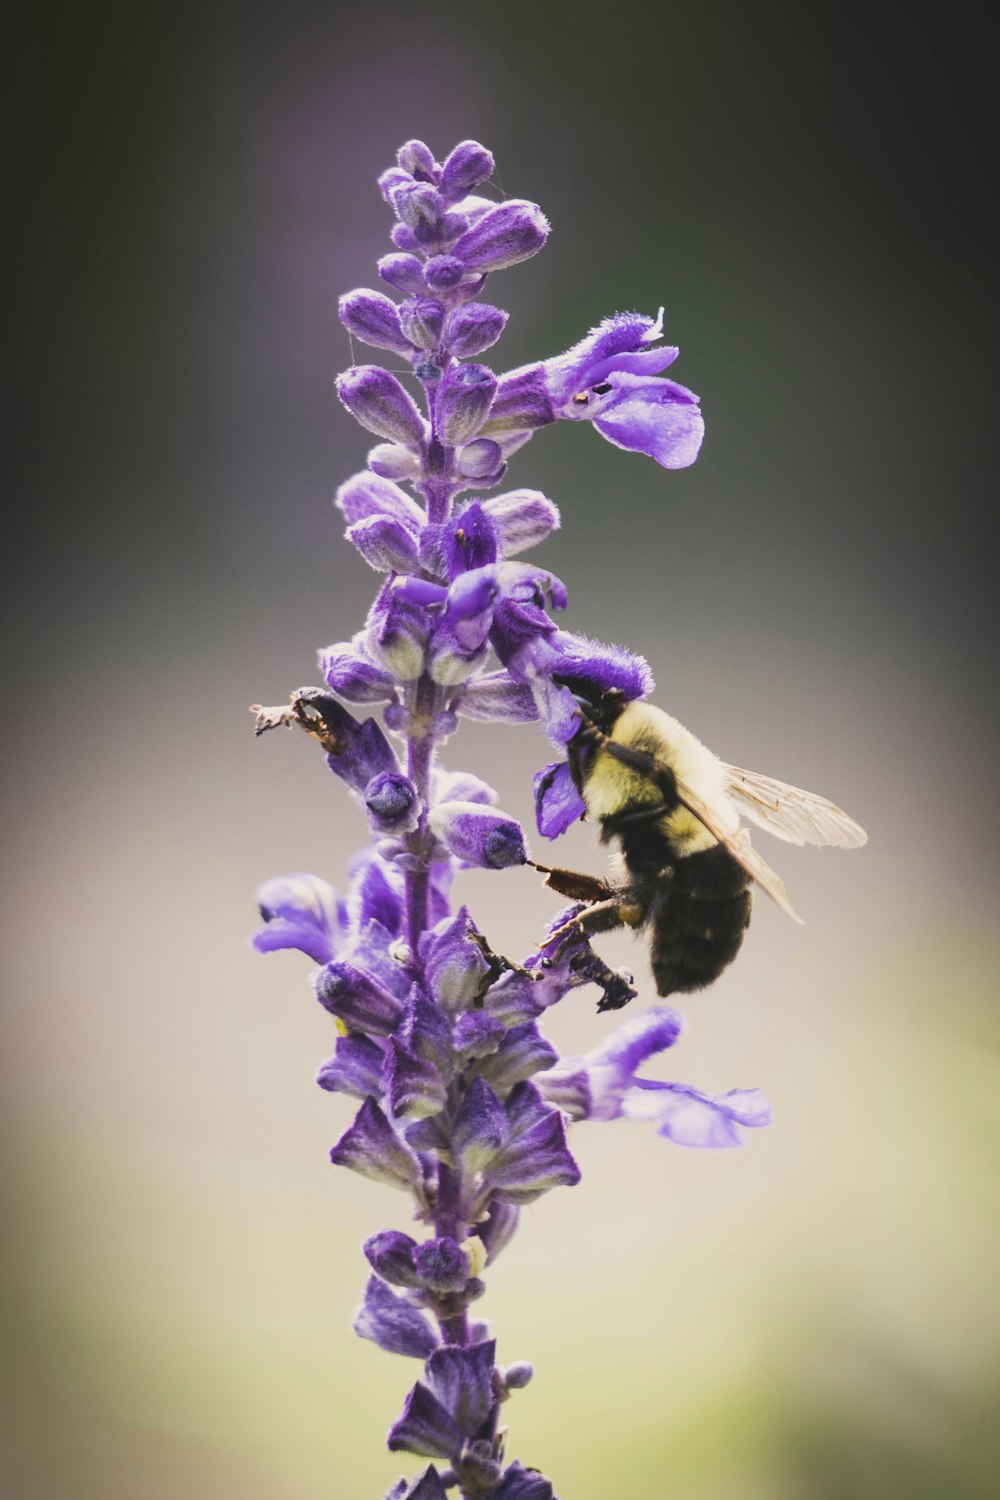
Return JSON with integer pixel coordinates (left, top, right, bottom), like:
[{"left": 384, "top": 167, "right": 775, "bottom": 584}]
[{"left": 534, "top": 689, "right": 866, "bottom": 1001}]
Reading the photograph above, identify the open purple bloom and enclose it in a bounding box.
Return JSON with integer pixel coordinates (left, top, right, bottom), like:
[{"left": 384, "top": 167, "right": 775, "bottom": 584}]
[
  {"left": 544, "top": 308, "right": 705, "bottom": 468},
  {"left": 252, "top": 874, "right": 347, "bottom": 964}
]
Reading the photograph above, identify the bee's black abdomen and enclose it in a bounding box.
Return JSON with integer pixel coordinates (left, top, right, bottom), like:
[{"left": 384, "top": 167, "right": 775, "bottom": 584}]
[{"left": 649, "top": 846, "right": 752, "bottom": 995}]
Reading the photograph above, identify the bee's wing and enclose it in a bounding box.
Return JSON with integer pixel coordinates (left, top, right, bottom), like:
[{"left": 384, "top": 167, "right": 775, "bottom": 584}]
[
  {"left": 673, "top": 778, "right": 805, "bottom": 925},
  {"left": 722, "top": 766, "right": 868, "bottom": 849}
]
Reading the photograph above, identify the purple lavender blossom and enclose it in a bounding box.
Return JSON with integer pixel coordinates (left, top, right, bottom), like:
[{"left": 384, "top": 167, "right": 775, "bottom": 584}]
[{"left": 252, "top": 138, "right": 766, "bottom": 1499}]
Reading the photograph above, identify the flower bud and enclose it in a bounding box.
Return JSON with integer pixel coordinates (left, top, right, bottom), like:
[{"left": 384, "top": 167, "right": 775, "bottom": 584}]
[
  {"left": 315, "top": 960, "right": 404, "bottom": 1034},
  {"left": 423, "top": 908, "right": 492, "bottom": 1010},
  {"left": 412, "top": 1237, "right": 471, "bottom": 1294},
  {"left": 456, "top": 438, "right": 504, "bottom": 482},
  {"left": 378, "top": 166, "right": 411, "bottom": 202},
  {"left": 367, "top": 584, "right": 428, "bottom": 682},
  {"left": 337, "top": 366, "right": 426, "bottom": 448},
  {"left": 391, "top": 182, "right": 443, "bottom": 231},
  {"left": 367, "top": 442, "right": 420, "bottom": 480},
  {"left": 480, "top": 366, "right": 554, "bottom": 440},
  {"left": 423, "top": 255, "right": 464, "bottom": 291},
  {"left": 364, "top": 1228, "right": 420, "bottom": 1287},
  {"left": 428, "top": 801, "right": 527, "bottom": 869},
  {"left": 503, "top": 1362, "right": 534, "bottom": 1390},
  {"left": 390, "top": 223, "right": 420, "bottom": 253},
  {"left": 452, "top": 200, "right": 550, "bottom": 272},
  {"left": 316, "top": 1032, "right": 385, "bottom": 1099},
  {"left": 455, "top": 672, "right": 538, "bottom": 723},
  {"left": 473, "top": 1200, "right": 520, "bottom": 1265},
  {"left": 399, "top": 297, "right": 446, "bottom": 350},
  {"left": 365, "top": 771, "right": 420, "bottom": 834},
  {"left": 383, "top": 1036, "right": 449, "bottom": 1118},
  {"left": 336, "top": 469, "right": 425, "bottom": 528},
  {"left": 397, "top": 139, "right": 438, "bottom": 180},
  {"left": 483, "top": 488, "right": 560, "bottom": 555},
  {"left": 436, "top": 364, "right": 497, "bottom": 446},
  {"left": 330, "top": 1098, "right": 423, "bottom": 1194},
  {"left": 319, "top": 639, "right": 397, "bottom": 703},
  {"left": 338, "top": 289, "right": 414, "bottom": 356},
  {"left": 378, "top": 253, "right": 426, "bottom": 294},
  {"left": 427, "top": 622, "right": 488, "bottom": 686},
  {"left": 453, "top": 1076, "right": 509, "bottom": 1170},
  {"left": 347, "top": 514, "right": 420, "bottom": 573},
  {"left": 439, "top": 140, "right": 495, "bottom": 201},
  {"left": 445, "top": 302, "right": 508, "bottom": 358}
]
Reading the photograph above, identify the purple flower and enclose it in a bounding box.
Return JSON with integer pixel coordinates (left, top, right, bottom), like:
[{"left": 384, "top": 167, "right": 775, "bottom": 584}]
[
  {"left": 250, "top": 135, "right": 781, "bottom": 1500},
  {"left": 539, "top": 1006, "right": 771, "bottom": 1147},
  {"left": 533, "top": 760, "right": 586, "bottom": 838},
  {"left": 354, "top": 1275, "right": 440, "bottom": 1359},
  {"left": 544, "top": 308, "right": 704, "bottom": 468},
  {"left": 252, "top": 874, "right": 346, "bottom": 964}
]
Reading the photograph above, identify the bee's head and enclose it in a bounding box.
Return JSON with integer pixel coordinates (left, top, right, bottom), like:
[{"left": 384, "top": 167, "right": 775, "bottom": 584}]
[{"left": 556, "top": 680, "right": 629, "bottom": 737}]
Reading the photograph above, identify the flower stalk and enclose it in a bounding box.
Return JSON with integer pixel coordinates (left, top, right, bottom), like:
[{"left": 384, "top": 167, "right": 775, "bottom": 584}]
[{"left": 252, "top": 138, "right": 767, "bottom": 1500}]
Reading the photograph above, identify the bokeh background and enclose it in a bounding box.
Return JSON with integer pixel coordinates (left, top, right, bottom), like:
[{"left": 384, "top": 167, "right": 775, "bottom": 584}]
[{"left": 5, "top": 2, "right": 999, "bottom": 1496}]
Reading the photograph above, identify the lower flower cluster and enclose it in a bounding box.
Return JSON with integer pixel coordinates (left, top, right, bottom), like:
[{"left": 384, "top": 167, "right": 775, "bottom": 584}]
[{"left": 254, "top": 849, "right": 769, "bottom": 1497}]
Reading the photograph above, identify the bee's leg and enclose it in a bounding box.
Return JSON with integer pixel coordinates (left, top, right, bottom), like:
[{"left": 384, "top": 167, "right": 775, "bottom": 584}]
[
  {"left": 528, "top": 860, "right": 614, "bottom": 903},
  {"left": 547, "top": 896, "right": 645, "bottom": 946}
]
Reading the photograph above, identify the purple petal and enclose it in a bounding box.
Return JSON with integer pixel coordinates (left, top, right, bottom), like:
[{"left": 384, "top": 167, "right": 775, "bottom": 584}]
[
  {"left": 455, "top": 672, "right": 539, "bottom": 724},
  {"left": 329, "top": 1097, "right": 423, "bottom": 1190},
  {"left": 316, "top": 1032, "right": 386, "bottom": 1099},
  {"left": 397, "top": 987, "right": 454, "bottom": 1071},
  {"left": 424, "top": 1340, "right": 496, "bottom": 1435},
  {"left": 472, "top": 1200, "right": 521, "bottom": 1266},
  {"left": 590, "top": 373, "right": 705, "bottom": 469},
  {"left": 477, "top": 1024, "right": 559, "bottom": 1094},
  {"left": 252, "top": 873, "right": 344, "bottom": 964},
  {"left": 452, "top": 1076, "right": 509, "bottom": 1169},
  {"left": 346, "top": 515, "right": 420, "bottom": 574},
  {"left": 543, "top": 309, "right": 665, "bottom": 406},
  {"left": 623, "top": 1081, "right": 772, "bottom": 1148},
  {"left": 354, "top": 1275, "right": 439, "bottom": 1359},
  {"left": 387, "top": 1381, "right": 463, "bottom": 1460},
  {"left": 492, "top": 1461, "right": 555, "bottom": 1499},
  {"left": 533, "top": 760, "right": 586, "bottom": 838},
  {"left": 423, "top": 908, "right": 493, "bottom": 1010},
  {"left": 348, "top": 853, "right": 404, "bottom": 937},
  {"left": 383, "top": 1035, "right": 449, "bottom": 1118},
  {"left": 377, "top": 252, "right": 426, "bottom": 294},
  {"left": 384, "top": 1466, "right": 449, "bottom": 1500},
  {"left": 320, "top": 639, "right": 398, "bottom": 704},
  {"left": 487, "top": 1106, "right": 581, "bottom": 1204}
]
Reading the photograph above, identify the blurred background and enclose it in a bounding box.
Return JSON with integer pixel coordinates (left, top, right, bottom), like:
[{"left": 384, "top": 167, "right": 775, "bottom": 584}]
[{"left": 4, "top": 2, "right": 999, "bottom": 1496}]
